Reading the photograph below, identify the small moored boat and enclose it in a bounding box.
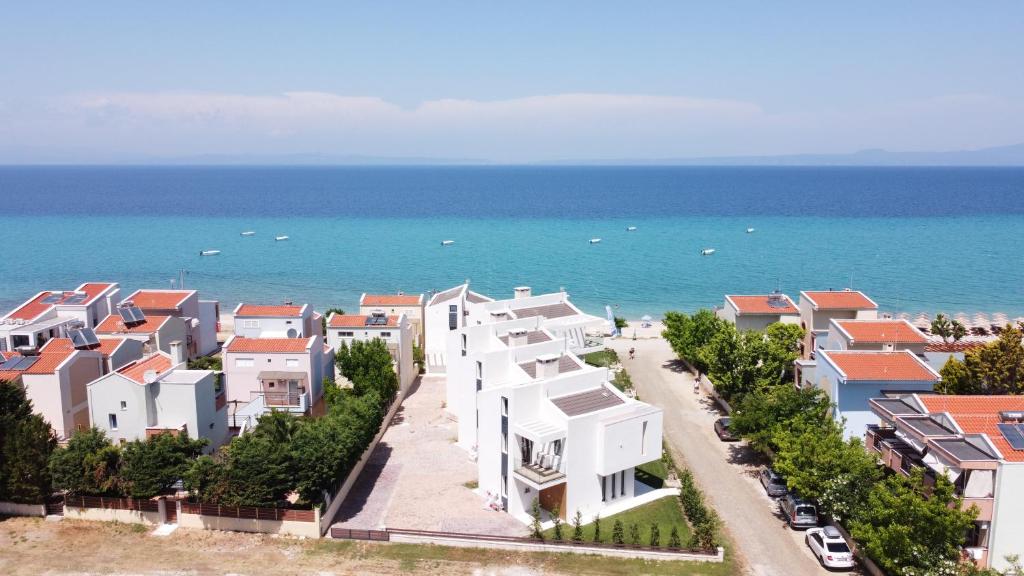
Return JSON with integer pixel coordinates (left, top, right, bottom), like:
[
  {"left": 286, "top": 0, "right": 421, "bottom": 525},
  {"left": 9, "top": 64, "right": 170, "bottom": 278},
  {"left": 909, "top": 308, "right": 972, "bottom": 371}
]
[
  {"left": 275, "top": 235, "right": 289, "bottom": 241},
  {"left": 746, "top": 227, "right": 755, "bottom": 233},
  {"left": 200, "top": 250, "right": 221, "bottom": 256},
  {"left": 441, "top": 240, "right": 455, "bottom": 246},
  {"left": 240, "top": 231, "right": 256, "bottom": 236},
  {"left": 626, "top": 226, "right": 637, "bottom": 232},
  {"left": 700, "top": 248, "right": 715, "bottom": 256},
  {"left": 590, "top": 238, "right": 602, "bottom": 244}
]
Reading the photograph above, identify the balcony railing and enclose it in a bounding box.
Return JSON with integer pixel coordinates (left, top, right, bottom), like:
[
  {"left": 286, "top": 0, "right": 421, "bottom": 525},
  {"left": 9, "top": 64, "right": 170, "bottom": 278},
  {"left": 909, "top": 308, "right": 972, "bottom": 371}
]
[{"left": 250, "top": 390, "right": 308, "bottom": 412}]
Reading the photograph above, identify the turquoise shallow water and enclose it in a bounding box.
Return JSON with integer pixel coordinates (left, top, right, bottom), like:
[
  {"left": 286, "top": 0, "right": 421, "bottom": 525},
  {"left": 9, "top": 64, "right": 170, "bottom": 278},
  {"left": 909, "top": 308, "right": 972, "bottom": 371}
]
[
  {"left": 1, "top": 213, "right": 1022, "bottom": 317},
  {"left": 2, "top": 166, "right": 1023, "bottom": 316}
]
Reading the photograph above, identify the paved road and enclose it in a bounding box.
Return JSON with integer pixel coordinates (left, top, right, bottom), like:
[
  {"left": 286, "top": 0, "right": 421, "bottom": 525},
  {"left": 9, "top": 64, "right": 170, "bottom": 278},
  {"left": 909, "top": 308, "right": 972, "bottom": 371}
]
[{"left": 609, "top": 336, "right": 830, "bottom": 576}]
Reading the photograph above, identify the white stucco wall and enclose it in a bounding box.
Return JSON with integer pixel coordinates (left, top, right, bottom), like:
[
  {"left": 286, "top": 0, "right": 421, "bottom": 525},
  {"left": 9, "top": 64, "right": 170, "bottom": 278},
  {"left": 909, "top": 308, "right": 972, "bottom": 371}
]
[
  {"left": 990, "top": 463, "right": 1024, "bottom": 571},
  {"left": 89, "top": 372, "right": 152, "bottom": 443}
]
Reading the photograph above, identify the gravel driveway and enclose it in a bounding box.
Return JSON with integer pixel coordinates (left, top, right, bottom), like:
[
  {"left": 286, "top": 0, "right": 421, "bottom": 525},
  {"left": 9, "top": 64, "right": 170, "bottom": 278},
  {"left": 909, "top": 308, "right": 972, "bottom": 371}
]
[{"left": 608, "top": 336, "right": 835, "bottom": 576}]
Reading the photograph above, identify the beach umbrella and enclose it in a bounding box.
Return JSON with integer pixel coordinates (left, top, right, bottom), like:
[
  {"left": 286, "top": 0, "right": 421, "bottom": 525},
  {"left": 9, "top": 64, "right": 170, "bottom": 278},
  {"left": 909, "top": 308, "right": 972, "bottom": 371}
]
[
  {"left": 641, "top": 315, "right": 653, "bottom": 322},
  {"left": 993, "top": 313, "right": 1009, "bottom": 328},
  {"left": 913, "top": 313, "right": 931, "bottom": 329},
  {"left": 954, "top": 312, "right": 970, "bottom": 326},
  {"left": 895, "top": 312, "right": 911, "bottom": 321},
  {"left": 973, "top": 313, "right": 990, "bottom": 327}
]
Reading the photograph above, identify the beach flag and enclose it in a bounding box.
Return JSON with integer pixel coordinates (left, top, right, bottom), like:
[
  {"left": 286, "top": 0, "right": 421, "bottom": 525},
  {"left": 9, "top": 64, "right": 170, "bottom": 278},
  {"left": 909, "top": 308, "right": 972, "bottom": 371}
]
[{"left": 606, "top": 305, "right": 620, "bottom": 337}]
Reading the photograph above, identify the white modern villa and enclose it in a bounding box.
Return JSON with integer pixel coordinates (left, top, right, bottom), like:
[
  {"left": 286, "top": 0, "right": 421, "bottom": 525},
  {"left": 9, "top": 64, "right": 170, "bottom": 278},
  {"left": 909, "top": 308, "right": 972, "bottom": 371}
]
[{"left": 434, "top": 284, "right": 663, "bottom": 524}]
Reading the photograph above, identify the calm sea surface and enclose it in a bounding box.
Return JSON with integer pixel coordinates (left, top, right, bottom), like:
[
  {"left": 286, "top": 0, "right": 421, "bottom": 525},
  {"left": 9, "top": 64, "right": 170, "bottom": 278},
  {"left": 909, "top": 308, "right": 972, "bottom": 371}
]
[{"left": 1, "top": 166, "right": 1022, "bottom": 317}]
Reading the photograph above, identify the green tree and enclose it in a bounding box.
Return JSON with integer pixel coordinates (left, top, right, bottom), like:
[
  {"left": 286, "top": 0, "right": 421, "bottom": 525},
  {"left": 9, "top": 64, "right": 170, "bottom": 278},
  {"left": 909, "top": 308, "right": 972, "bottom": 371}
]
[
  {"left": 183, "top": 454, "right": 230, "bottom": 503},
  {"left": 662, "top": 309, "right": 728, "bottom": 373},
  {"left": 119, "top": 432, "right": 207, "bottom": 498},
  {"left": 668, "top": 525, "right": 682, "bottom": 549},
  {"left": 49, "top": 428, "right": 122, "bottom": 495},
  {"left": 966, "top": 325, "right": 1024, "bottom": 394},
  {"left": 851, "top": 469, "right": 977, "bottom": 575},
  {"left": 612, "top": 519, "right": 625, "bottom": 546},
  {"left": 704, "top": 322, "right": 803, "bottom": 403},
  {"left": 931, "top": 313, "right": 954, "bottom": 343},
  {"left": 730, "top": 385, "right": 832, "bottom": 454},
  {"left": 692, "top": 509, "right": 721, "bottom": 550},
  {"left": 216, "top": 429, "right": 294, "bottom": 506},
  {"left": 530, "top": 498, "right": 544, "bottom": 540},
  {"left": 571, "top": 509, "right": 584, "bottom": 542},
  {"left": 592, "top": 513, "right": 602, "bottom": 543},
  {"left": 336, "top": 339, "right": 399, "bottom": 406},
  {"left": 2, "top": 413, "right": 57, "bottom": 503},
  {"left": 614, "top": 316, "right": 628, "bottom": 329},
  {"left": 412, "top": 341, "right": 425, "bottom": 374},
  {"left": 629, "top": 523, "right": 641, "bottom": 546},
  {"left": 772, "top": 419, "right": 882, "bottom": 522},
  {"left": 551, "top": 505, "right": 563, "bottom": 541},
  {"left": 937, "top": 355, "right": 976, "bottom": 395},
  {"left": 188, "top": 356, "right": 223, "bottom": 390},
  {"left": 649, "top": 523, "right": 661, "bottom": 547}
]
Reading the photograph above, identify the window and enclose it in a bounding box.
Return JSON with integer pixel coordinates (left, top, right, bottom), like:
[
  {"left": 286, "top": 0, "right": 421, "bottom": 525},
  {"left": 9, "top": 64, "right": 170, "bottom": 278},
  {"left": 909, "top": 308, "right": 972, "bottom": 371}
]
[
  {"left": 552, "top": 439, "right": 562, "bottom": 456},
  {"left": 379, "top": 332, "right": 392, "bottom": 338},
  {"left": 285, "top": 320, "right": 292, "bottom": 325},
  {"left": 120, "top": 401, "right": 127, "bottom": 411},
  {"left": 476, "top": 361, "right": 483, "bottom": 379},
  {"left": 500, "top": 474, "right": 508, "bottom": 497},
  {"left": 641, "top": 421, "right": 648, "bottom": 455},
  {"left": 337, "top": 331, "right": 354, "bottom": 337},
  {"left": 285, "top": 358, "right": 299, "bottom": 368},
  {"left": 611, "top": 472, "right": 616, "bottom": 499},
  {"left": 243, "top": 319, "right": 259, "bottom": 329},
  {"left": 108, "top": 413, "right": 118, "bottom": 430},
  {"left": 501, "top": 397, "right": 508, "bottom": 416},
  {"left": 601, "top": 475, "right": 607, "bottom": 502},
  {"left": 235, "top": 357, "right": 254, "bottom": 368},
  {"left": 461, "top": 334, "right": 467, "bottom": 356},
  {"left": 448, "top": 305, "right": 458, "bottom": 330},
  {"left": 620, "top": 470, "right": 625, "bottom": 496}
]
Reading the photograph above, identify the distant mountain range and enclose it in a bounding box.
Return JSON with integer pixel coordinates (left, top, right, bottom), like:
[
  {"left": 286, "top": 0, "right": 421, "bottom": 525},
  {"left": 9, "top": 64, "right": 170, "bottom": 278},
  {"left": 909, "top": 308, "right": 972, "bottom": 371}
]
[
  {"left": 3, "top": 143, "right": 1024, "bottom": 166},
  {"left": 541, "top": 143, "right": 1024, "bottom": 166}
]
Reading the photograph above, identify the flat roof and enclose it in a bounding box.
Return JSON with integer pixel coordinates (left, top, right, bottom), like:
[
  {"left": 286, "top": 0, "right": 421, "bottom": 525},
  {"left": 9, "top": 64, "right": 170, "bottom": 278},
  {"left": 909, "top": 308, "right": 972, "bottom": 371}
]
[{"left": 551, "top": 385, "right": 625, "bottom": 416}]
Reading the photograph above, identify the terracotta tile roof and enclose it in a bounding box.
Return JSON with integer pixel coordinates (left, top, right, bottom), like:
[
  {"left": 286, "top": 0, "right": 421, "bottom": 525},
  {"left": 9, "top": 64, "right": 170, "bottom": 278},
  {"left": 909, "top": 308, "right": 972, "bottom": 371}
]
[
  {"left": 726, "top": 294, "right": 799, "bottom": 315},
  {"left": 124, "top": 290, "right": 193, "bottom": 310},
  {"left": 361, "top": 294, "right": 423, "bottom": 307},
  {"left": 118, "top": 354, "right": 174, "bottom": 384},
  {"left": 328, "top": 314, "right": 399, "bottom": 328},
  {"left": 802, "top": 290, "right": 878, "bottom": 310},
  {"left": 0, "top": 339, "right": 81, "bottom": 379},
  {"left": 93, "top": 338, "right": 127, "bottom": 357},
  {"left": 225, "top": 337, "right": 313, "bottom": 354},
  {"left": 924, "top": 341, "right": 986, "bottom": 353},
  {"left": 95, "top": 314, "right": 171, "bottom": 334},
  {"left": 235, "top": 304, "right": 305, "bottom": 317},
  {"left": 835, "top": 320, "right": 927, "bottom": 344},
  {"left": 919, "top": 395, "right": 1024, "bottom": 462},
  {"left": 4, "top": 282, "right": 116, "bottom": 321},
  {"left": 821, "top": 350, "right": 938, "bottom": 381}
]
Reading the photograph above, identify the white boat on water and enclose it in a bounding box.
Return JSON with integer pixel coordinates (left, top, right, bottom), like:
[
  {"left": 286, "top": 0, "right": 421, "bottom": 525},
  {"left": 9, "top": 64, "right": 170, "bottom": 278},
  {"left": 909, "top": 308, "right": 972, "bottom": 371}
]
[
  {"left": 200, "top": 250, "right": 221, "bottom": 256},
  {"left": 626, "top": 226, "right": 637, "bottom": 231},
  {"left": 275, "top": 235, "right": 289, "bottom": 241},
  {"left": 746, "top": 227, "right": 755, "bottom": 233},
  {"left": 441, "top": 240, "right": 455, "bottom": 246},
  {"left": 701, "top": 248, "right": 715, "bottom": 256},
  {"left": 590, "top": 238, "right": 602, "bottom": 244},
  {"left": 240, "top": 231, "right": 256, "bottom": 236}
]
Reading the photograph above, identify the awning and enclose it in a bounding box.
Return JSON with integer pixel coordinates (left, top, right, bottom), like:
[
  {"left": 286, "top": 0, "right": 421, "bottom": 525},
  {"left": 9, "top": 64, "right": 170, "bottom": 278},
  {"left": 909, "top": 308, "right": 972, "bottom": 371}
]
[
  {"left": 513, "top": 418, "right": 566, "bottom": 444},
  {"left": 922, "top": 451, "right": 962, "bottom": 483},
  {"left": 257, "top": 371, "right": 308, "bottom": 381}
]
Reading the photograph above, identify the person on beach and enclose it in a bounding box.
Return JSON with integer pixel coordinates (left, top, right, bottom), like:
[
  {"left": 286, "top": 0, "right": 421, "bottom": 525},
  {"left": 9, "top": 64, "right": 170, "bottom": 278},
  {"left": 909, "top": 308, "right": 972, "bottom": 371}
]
[
  {"left": 694, "top": 371, "right": 701, "bottom": 394},
  {"left": 628, "top": 347, "right": 635, "bottom": 360}
]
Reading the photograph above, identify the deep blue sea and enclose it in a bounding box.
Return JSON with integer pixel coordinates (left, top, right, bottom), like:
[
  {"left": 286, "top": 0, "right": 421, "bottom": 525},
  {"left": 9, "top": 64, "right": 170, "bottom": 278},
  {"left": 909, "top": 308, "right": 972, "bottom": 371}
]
[{"left": 1, "top": 166, "right": 1022, "bottom": 318}]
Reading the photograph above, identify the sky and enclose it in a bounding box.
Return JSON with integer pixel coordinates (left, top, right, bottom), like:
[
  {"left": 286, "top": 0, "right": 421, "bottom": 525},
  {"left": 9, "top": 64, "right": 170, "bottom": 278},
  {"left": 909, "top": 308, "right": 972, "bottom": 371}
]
[{"left": 1, "top": 1, "right": 1022, "bottom": 163}]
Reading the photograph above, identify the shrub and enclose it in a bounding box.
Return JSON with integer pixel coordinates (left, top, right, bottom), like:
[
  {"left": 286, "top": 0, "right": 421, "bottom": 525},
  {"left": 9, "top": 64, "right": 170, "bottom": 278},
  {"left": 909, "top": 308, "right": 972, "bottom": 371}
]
[
  {"left": 572, "top": 509, "right": 584, "bottom": 542},
  {"left": 629, "top": 523, "right": 641, "bottom": 547},
  {"left": 612, "top": 519, "right": 625, "bottom": 546},
  {"left": 530, "top": 498, "right": 544, "bottom": 540},
  {"left": 592, "top": 513, "right": 601, "bottom": 543},
  {"left": 551, "top": 505, "right": 563, "bottom": 541},
  {"left": 668, "top": 525, "right": 682, "bottom": 549},
  {"left": 649, "top": 523, "right": 661, "bottom": 547}
]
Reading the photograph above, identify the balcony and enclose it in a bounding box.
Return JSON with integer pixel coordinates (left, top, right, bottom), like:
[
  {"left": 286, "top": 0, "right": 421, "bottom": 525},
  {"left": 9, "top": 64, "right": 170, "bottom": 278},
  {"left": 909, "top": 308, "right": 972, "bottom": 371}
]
[
  {"left": 961, "top": 497, "right": 994, "bottom": 522},
  {"left": 514, "top": 457, "right": 567, "bottom": 489},
  {"left": 249, "top": 390, "right": 308, "bottom": 413}
]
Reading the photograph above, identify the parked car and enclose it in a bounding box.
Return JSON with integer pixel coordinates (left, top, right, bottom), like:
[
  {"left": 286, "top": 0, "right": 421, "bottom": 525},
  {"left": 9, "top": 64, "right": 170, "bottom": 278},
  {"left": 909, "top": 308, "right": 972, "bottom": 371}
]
[
  {"left": 806, "top": 526, "right": 856, "bottom": 570},
  {"left": 714, "top": 417, "right": 738, "bottom": 441},
  {"left": 779, "top": 493, "right": 818, "bottom": 529},
  {"left": 758, "top": 467, "right": 789, "bottom": 497}
]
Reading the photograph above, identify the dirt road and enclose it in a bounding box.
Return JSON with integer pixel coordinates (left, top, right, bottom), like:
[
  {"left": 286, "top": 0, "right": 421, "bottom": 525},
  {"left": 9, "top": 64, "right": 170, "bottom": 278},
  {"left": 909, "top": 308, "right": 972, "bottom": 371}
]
[{"left": 609, "top": 335, "right": 830, "bottom": 576}]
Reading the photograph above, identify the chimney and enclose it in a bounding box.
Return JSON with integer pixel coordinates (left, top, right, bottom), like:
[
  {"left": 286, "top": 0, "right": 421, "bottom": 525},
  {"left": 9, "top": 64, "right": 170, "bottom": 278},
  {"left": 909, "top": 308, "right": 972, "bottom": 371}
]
[
  {"left": 169, "top": 340, "right": 186, "bottom": 366},
  {"left": 535, "top": 353, "right": 560, "bottom": 380},
  {"left": 508, "top": 328, "right": 528, "bottom": 347},
  {"left": 514, "top": 286, "right": 532, "bottom": 300},
  {"left": 143, "top": 370, "right": 159, "bottom": 384}
]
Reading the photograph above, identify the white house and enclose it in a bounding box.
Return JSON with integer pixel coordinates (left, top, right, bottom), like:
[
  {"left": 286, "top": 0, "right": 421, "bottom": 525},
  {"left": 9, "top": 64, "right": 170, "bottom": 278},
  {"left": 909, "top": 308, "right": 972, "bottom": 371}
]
[
  {"left": 814, "top": 349, "right": 939, "bottom": 439},
  {"left": 95, "top": 313, "right": 187, "bottom": 357},
  {"left": 221, "top": 335, "right": 333, "bottom": 427},
  {"left": 121, "top": 289, "right": 220, "bottom": 358},
  {"left": 718, "top": 292, "right": 800, "bottom": 331},
  {"left": 446, "top": 306, "right": 662, "bottom": 524},
  {"left": 359, "top": 293, "right": 425, "bottom": 348},
  {"left": 87, "top": 341, "right": 228, "bottom": 451},
  {"left": 424, "top": 284, "right": 606, "bottom": 374},
  {"left": 231, "top": 303, "right": 323, "bottom": 339},
  {"left": 825, "top": 318, "right": 929, "bottom": 354},
  {"left": 0, "top": 338, "right": 104, "bottom": 439},
  {"left": 326, "top": 312, "right": 415, "bottom": 394},
  {"left": 0, "top": 282, "right": 120, "bottom": 352}
]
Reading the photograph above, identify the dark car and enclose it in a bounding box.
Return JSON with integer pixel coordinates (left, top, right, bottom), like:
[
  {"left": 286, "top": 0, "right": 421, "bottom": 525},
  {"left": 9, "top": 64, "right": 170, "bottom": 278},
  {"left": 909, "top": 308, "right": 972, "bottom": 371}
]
[
  {"left": 714, "top": 417, "right": 738, "bottom": 441},
  {"left": 780, "top": 493, "right": 819, "bottom": 529},
  {"left": 759, "top": 467, "right": 789, "bottom": 497}
]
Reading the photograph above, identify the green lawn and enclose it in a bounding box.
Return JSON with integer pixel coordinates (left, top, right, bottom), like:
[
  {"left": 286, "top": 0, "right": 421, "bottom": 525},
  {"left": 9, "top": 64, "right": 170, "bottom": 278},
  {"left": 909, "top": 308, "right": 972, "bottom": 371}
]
[
  {"left": 636, "top": 458, "right": 669, "bottom": 489},
  {"left": 543, "top": 496, "right": 691, "bottom": 548},
  {"left": 583, "top": 349, "right": 620, "bottom": 368}
]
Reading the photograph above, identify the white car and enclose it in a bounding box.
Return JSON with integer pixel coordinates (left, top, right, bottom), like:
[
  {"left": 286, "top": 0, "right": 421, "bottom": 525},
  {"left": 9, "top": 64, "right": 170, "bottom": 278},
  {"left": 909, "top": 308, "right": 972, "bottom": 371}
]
[{"left": 805, "top": 526, "right": 856, "bottom": 570}]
